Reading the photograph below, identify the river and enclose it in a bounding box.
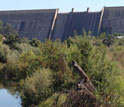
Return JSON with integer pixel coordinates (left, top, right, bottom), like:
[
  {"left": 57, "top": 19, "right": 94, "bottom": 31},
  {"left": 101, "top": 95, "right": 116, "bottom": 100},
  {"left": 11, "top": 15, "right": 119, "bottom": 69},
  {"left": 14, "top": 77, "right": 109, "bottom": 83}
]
[{"left": 0, "top": 86, "right": 21, "bottom": 107}]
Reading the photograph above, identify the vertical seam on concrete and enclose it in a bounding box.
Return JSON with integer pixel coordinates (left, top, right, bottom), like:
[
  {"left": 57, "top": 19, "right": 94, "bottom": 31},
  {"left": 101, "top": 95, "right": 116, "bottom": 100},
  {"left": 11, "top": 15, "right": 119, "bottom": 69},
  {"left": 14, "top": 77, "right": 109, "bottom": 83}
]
[
  {"left": 48, "top": 9, "right": 59, "bottom": 40},
  {"left": 97, "top": 7, "right": 104, "bottom": 36}
]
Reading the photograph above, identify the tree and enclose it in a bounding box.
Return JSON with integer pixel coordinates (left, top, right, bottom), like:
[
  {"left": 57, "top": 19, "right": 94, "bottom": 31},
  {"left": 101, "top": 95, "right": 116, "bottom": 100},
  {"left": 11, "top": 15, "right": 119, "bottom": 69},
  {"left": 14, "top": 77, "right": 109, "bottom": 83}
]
[
  {"left": 3, "top": 34, "right": 20, "bottom": 49},
  {"left": 29, "top": 38, "right": 41, "bottom": 47}
]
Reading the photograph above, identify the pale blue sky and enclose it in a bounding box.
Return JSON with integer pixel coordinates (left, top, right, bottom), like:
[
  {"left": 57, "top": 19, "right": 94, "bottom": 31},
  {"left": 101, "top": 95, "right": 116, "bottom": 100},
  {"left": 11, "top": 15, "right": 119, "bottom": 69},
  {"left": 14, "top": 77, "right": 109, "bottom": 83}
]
[{"left": 0, "top": 0, "right": 124, "bottom": 12}]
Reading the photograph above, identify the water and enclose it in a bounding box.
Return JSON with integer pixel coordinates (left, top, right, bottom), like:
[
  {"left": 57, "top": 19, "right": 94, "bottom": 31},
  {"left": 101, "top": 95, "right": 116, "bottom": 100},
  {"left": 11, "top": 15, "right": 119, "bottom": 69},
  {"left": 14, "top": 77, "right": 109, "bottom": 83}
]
[{"left": 0, "top": 89, "right": 21, "bottom": 107}]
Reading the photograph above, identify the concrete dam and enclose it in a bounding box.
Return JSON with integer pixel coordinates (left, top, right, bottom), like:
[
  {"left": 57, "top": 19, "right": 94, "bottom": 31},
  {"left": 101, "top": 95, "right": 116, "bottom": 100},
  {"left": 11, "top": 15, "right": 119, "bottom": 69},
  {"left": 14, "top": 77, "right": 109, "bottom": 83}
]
[{"left": 0, "top": 6, "right": 124, "bottom": 41}]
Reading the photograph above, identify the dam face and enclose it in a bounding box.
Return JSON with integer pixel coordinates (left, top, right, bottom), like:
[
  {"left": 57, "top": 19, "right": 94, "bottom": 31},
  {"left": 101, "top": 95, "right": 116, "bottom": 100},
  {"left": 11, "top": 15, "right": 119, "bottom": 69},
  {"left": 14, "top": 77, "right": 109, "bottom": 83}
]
[
  {"left": 0, "top": 9, "right": 57, "bottom": 41},
  {"left": 52, "top": 11, "right": 101, "bottom": 41},
  {"left": 0, "top": 6, "right": 124, "bottom": 41},
  {"left": 100, "top": 7, "right": 124, "bottom": 35}
]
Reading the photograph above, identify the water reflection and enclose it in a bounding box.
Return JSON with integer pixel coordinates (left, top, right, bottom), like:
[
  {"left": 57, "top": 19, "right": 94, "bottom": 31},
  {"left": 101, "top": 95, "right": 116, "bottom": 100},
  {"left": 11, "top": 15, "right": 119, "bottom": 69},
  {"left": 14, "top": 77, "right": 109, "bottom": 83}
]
[
  {"left": 0, "top": 89, "right": 21, "bottom": 107},
  {"left": 0, "top": 81, "right": 21, "bottom": 107}
]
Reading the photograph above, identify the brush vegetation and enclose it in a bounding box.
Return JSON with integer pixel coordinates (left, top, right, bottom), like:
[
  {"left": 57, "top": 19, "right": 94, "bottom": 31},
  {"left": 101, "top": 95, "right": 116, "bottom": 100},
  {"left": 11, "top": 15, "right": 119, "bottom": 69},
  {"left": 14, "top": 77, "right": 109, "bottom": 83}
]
[{"left": 0, "top": 23, "right": 124, "bottom": 106}]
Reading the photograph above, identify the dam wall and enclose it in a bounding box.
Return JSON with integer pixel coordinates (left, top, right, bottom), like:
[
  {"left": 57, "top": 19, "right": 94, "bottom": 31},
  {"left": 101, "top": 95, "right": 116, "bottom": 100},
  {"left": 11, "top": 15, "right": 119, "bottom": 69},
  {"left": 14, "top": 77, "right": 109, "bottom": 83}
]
[
  {"left": 0, "top": 6, "right": 124, "bottom": 41},
  {"left": 0, "top": 9, "right": 57, "bottom": 41},
  {"left": 52, "top": 11, "right": 101, "bottom": 41},
  {"left": 100, "top": 7, "right": 124, "bottom": 34}
]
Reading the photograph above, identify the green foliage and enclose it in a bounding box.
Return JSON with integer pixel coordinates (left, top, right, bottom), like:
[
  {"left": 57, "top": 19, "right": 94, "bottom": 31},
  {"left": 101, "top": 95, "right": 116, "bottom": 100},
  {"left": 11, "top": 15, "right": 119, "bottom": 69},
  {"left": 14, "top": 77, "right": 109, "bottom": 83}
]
[
  {"left": 39, "top": 93, "right": 67, "bottom": 107},
  {"left": 1, "top": 61, "right": 18, "bottom": 80},
  {"left": 0, "top": 21, "right": 4, "bottom": 34},
  {"left": 41, "top": 40, "right": 73, "bottom": 90},
  {"left": 73, "top": 30, "right": 78, "bottom": 36},
  {"left": 3, "top": 24, "right": 16, "bottom": 35},
  {"left": 0, "top": 26, "right": 124, "bottom": 107},
  {"left": 0, "top": 34, "right": 3, "bottom": 43},
  {"left": 38, "top": 93, "right": 58, "bottom": 107},
  {"left": 17, "top": 50, "right": 42, "bottom": 79},
  {"left": 0, "top": 44, "right": 10, "bottom": 63},
  {"left": 0, "top": 21, "right": 20, "bottom": 49},
  {"left": 21, "top": 68, "right": 53, "bottom": 106},
  {"left": 103, "top": 38, "right": 114, "bottom": 47},
  {"left": 67, "top": 35, "right": 124, "bottom": 106},
  {"left": 20, "top": 37, "right": 30, "bottom": 44},
  {"left": 67, "top": 35, "right": 93, "bottom": 73},
  {"left": 3, "top": 34, "right": 20, "bottom": 49},
  {"left": 82, "top": 29, "right": 87, "bottom": 36},
  {"left": 99, "top": 32, "right": 106, "bottom": 39},
  {"left": 0, "top": 22, "right": 17, "bottom": 37},
  {"left": 112, "top": 32, "right": 124, "bottom": 37},
  {"left": 0, "top": 45, "right": 19, "bottom": 80},
  {"left": 118, "top": 38, "right": 124, "bottom": 45},
  {"left": 16, "top": 43, "right": 41, "bottom": 55},
  {"left": 29, "top": 38, "right": 41, "bottom": 47},
  {"left": 88, "top": 46, "right": 124, "bottom": 106}
]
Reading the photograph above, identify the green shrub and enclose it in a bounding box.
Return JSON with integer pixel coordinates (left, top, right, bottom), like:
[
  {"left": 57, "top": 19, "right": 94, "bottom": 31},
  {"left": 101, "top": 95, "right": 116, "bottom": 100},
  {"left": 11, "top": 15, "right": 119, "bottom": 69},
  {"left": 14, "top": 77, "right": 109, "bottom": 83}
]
[
  {"left": 0, "top": 44, "right": 10, "bottom": 63},
  {"left": 20, "top": 37, "right": 30, "bottom": 44},
  {"left": 3, "top": 34, "right": 20, "bottom": 49},
  {"left": 16, "top": 43, "right": 41, "bottom": 55},
  {"left": 67, "top": 36, "right": 124, "bottom": 106},
  {"left": 17, "top": 50, "right": 42, "bottom": 79},
  {"left": 118, "top": 38, "right": 124, "bottom": 45},
  {"left": 38, "top": 93, "right": 67, "bottom": 107},
  {"left": 41, "top": 40, "right": 74, "bottom": 90},
  {"left": 0, "top": 22, "right": 20, "bottom": 49},
  {"left": 21, "top": 68, "right": 53, "bottom": 106},
  {"left": 0, "top": 30, "right": 124, "bottom": 107},
  {"left": 0, "top": 44, "right": 20, "bottom": 80},
  {"left": 0, "top": 34, "right": 3, "bottom": 43},
  {"left": 29, "top": 38, "right": 41, "bottom": 47}
]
